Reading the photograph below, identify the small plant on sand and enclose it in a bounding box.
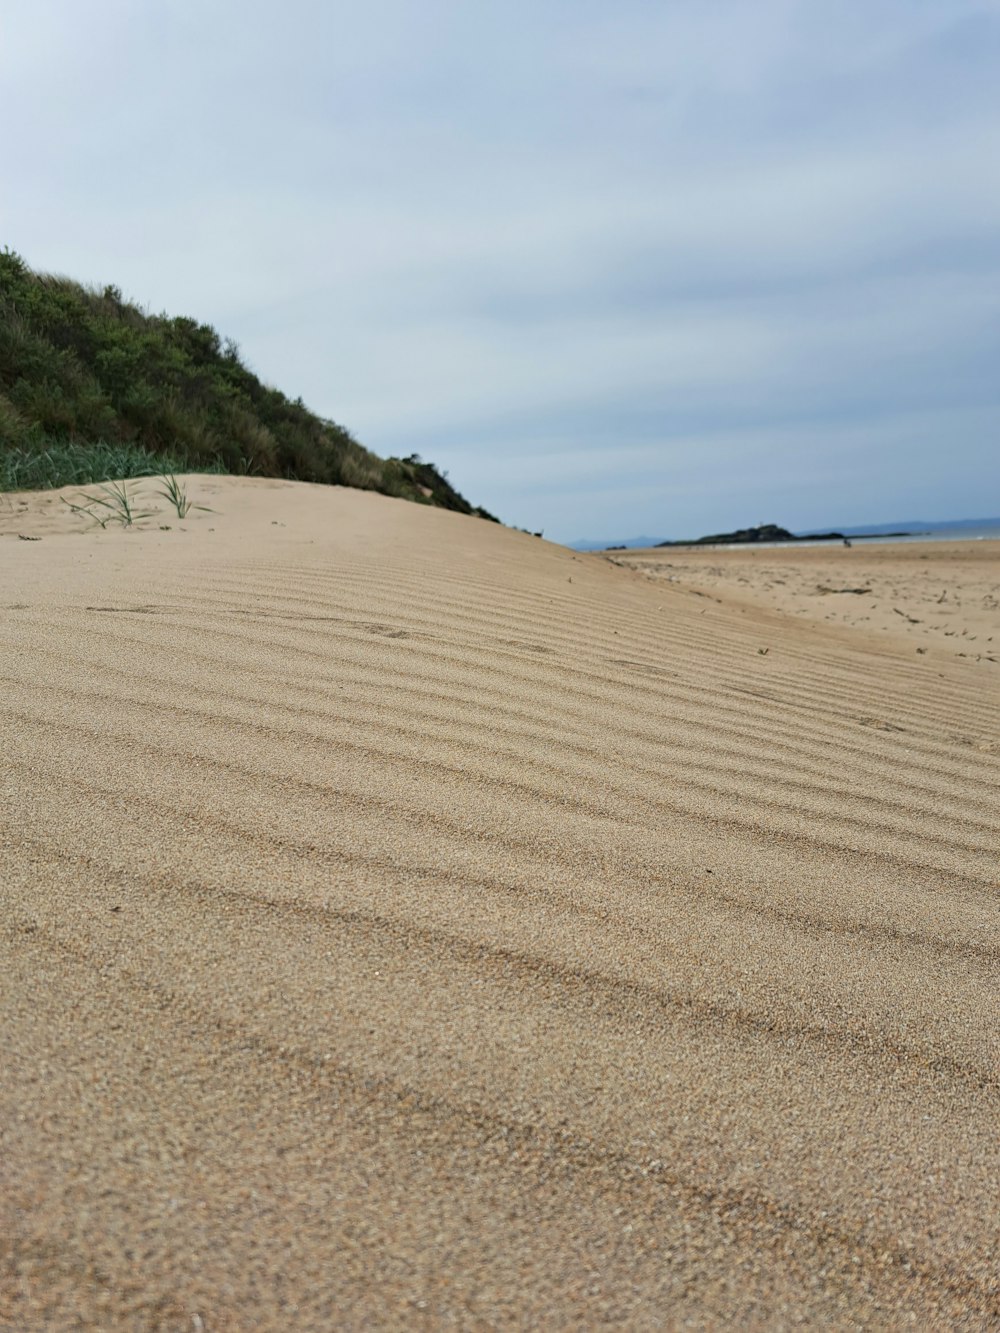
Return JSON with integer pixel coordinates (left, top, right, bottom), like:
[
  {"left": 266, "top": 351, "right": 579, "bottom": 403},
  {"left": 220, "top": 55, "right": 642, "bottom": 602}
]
[
  {"left": 61, "top": 494, "right": 112, "bottom": 528},
  {"left": 156, "top": 473, "right": 209, "bottom": 518},
  {"left": 92, "top": 480, "right": 153, "bottom": 527},
  {"left": 61, "top": 479, "right": 153, "bottom": 528}
]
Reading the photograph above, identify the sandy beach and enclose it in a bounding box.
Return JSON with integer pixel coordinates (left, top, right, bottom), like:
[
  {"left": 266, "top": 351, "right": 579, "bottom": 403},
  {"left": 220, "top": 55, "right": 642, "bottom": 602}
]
[
  {"left": 604, "top": 541, "right": 1000, "bottom": 668},
  {"left": 1, "top": 476, "right": 998, "bottom": 1328}
]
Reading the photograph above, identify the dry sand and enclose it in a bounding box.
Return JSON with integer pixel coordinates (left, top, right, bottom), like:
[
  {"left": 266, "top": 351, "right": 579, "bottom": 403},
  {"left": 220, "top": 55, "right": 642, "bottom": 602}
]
[
  {"left": 1, "top": 476, "right": 998, "bottom": 1329},
  {"left": 605, "top": 541, "right": 1000, "bottom": 667}
]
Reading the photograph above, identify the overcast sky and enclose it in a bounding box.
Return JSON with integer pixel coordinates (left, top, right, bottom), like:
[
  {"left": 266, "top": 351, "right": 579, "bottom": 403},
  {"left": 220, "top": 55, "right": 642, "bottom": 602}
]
[{"left": 3, "top": 1, "right": 998, "bottom": 540}]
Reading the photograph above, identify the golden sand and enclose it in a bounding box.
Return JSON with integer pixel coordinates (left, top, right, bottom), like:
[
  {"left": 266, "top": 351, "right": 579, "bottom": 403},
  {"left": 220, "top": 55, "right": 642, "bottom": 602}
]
[
  {"left": 606, "top": 540, "right": 999, "bottom": 666},
  {"left": 1, "top": 477, "right": 998, "bottom": 1327}
]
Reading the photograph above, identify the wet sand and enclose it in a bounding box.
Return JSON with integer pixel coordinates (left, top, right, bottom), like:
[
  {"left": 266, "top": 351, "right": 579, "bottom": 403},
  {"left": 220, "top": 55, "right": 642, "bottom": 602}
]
[{"left": 1, "top": 477, "right": 998, "bottom": 1327}]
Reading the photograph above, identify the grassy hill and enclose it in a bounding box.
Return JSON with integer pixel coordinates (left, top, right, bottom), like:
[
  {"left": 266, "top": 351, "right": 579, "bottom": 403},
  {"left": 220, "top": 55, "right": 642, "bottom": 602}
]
[{"left": 0, "top": 248, "right": 497, "bottom": 519}]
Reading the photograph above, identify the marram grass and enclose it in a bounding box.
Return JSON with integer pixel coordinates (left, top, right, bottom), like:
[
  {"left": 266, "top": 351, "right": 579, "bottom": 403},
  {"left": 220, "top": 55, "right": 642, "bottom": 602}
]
[{"left": 0, "top": 440, "right": 214, "bottom": 493}]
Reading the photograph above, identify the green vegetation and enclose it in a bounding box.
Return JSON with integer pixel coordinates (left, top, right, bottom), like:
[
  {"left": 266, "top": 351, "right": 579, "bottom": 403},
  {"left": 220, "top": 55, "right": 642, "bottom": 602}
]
[
  {"left": 156, "top": 473, "right": 208, "bottom": 519},
  {"left": 61, "top": 479, "right": 154, "bottom": 529},
  {"left": 0, "top": 248, "right": 498, "bottom": 519},
  {"left": 0, "top": 439, "right": 211, "bottom": 491}
]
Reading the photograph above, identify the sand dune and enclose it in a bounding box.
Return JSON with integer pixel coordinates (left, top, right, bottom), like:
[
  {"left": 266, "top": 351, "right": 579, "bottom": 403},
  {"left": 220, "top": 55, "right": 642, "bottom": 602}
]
[{"left": 2, "top": 476, "right": 998, "bottom": 1328}]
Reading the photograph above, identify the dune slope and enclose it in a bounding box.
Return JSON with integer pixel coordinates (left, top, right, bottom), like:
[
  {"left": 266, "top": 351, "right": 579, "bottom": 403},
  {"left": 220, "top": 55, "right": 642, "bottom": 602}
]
[{"left": 2, "top": 477, "right": 998, "bottom": 1328}]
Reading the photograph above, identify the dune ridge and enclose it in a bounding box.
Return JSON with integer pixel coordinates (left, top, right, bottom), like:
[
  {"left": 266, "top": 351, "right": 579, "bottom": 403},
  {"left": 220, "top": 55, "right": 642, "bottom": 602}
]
[{"left": 2, "top": 477, "right": 998, "bottom": 1327}]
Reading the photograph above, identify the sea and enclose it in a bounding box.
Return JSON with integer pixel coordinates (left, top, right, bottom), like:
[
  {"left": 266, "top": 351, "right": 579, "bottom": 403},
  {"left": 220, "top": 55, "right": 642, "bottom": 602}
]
[
  {"left": 572, "top": 518, "right": 1000, "bottom": 552},
  {"left": 795, "top": 518, "right": 1000, "bottom": 549}
]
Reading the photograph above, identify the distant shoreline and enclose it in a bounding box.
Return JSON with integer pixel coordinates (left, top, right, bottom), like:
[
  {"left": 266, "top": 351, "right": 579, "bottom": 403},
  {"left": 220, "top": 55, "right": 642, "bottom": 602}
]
[
  {"left": 645, "top": 530, "right": 997, "bottom": 551},
  {"left": 608, "top": 532, "right": 1000, "bottom": 553},
  {"left": 651, "top": 530, "right": 916, "bottom": 550},
  {"left": 578, "top": 517, "right": 1000, "bottom": 553}
]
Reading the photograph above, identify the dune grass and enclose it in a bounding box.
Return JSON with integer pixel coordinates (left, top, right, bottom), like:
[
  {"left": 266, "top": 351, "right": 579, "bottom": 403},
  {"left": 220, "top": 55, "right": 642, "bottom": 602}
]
[
  {"left": 156, "top": 473, "right": 210, "bottom": 518},
  {"left": 0, "top": 440, "right": 214, "bottom": 492},
  {"left": 60, "top": 478, "right": 157, "bottom": 529}
]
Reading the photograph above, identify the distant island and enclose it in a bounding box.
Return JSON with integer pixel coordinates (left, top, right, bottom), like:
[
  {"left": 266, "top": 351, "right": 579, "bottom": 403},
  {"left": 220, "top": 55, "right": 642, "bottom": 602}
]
[
  {"left": 652, "top": 522, "right": 914, "bottom": 549},
  {"left": 573, "top": 519, "right": 1000, "bottom": 550}
]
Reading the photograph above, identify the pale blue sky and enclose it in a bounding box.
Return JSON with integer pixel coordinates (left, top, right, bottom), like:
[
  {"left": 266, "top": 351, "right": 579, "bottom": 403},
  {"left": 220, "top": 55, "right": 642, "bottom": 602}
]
[{"left": 3, "top": 0, "right": 998, "bottom": 540}]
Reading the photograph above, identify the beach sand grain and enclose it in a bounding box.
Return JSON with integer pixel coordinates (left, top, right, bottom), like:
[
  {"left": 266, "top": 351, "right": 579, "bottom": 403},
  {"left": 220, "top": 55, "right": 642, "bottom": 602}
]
[{"left": 2, "top": 477, "right": 998, "bottom": 1327}]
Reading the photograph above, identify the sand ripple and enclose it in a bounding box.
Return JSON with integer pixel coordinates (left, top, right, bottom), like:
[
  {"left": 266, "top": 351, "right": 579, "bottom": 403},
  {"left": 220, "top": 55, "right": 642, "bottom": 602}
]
[{"left": 2, "top": 478, "right": 998, "bottom": 1327}]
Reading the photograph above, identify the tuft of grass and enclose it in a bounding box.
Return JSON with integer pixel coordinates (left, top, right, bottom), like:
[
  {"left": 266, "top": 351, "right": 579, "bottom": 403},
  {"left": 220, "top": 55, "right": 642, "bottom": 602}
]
[
  {"left": 156, "top": 473, "right": 210, "bottom": 518},
  {"left": 61, "top": 494, "right": 112, "bottom": 528},
  {"left": 93, "top": 479, "right": 153, "bottom": 527},
  {"left": 0, "top": 440, "right": 207, "bottom": 492},
  {"left": 61, "top": 479, "right": 154, "bottom": 528}
]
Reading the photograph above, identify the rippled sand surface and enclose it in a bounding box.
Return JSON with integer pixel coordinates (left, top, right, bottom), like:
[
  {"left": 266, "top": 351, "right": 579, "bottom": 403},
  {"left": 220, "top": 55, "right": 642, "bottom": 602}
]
[
  {"left": 2, "top": 478, "right": 998, "bottom": 1327},
  {"left": 606, "top": 540, "right": 1000, "bottom": 666}
]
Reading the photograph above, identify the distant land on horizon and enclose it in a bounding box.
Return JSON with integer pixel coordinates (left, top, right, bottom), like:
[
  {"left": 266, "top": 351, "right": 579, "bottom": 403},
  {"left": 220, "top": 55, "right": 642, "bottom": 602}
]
[{"left": 569, "top": 516, "right": 1000, "bottom": 551}]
